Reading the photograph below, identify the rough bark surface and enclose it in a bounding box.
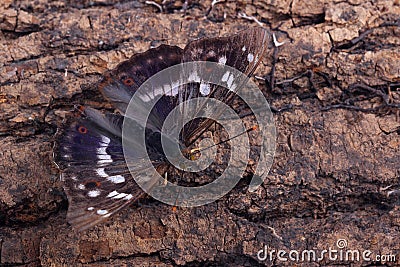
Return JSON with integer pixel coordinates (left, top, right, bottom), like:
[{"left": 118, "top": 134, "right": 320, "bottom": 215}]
[{"left": 1, "top": 0, "right": 399, "bottom": 266}]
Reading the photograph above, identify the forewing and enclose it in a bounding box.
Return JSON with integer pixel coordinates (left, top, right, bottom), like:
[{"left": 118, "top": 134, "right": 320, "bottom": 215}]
[
  {"left": 180, "top": 27, "right": 271, "bottom": 145},
  {"left": 98, "top": 44, "right": 183, "bottom": 118},
  {"left": 183, "top": 27, "right": 269, "bottom": 76}
]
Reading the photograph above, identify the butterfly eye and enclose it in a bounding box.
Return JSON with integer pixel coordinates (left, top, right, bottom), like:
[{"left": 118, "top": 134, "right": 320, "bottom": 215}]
[
  {"left": 78, "top": 126, "right": 88, "bottom": 134},
  {"left": 122, "top": 77, "right": 135, "bottom": 86}
]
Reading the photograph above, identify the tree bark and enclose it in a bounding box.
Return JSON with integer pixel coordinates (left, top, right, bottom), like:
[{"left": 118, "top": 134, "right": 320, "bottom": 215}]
[{"left": 1, "top": 0, "right": 399, "bottom": 266}]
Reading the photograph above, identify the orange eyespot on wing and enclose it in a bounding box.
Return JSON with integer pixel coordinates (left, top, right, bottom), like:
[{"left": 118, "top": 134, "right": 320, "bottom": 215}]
[
  {"left": 122, "top": 77, "right": 135, "bottom": 86},
  {"left": 78, "top": 126, "right": 88, "bottom": 134},
  {"left": 84, "top": 180, "right": 101, "bottom": 189}
]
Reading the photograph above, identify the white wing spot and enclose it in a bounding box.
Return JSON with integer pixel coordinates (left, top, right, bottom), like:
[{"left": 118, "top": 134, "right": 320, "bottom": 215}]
[
  {"left": 221, "top": 71, "right": 230, "bottom": 82},
  {"left": 87, "top": 207, "right": 94, "bottom": 211},
  {"left": 168, "top": 86, "right": 179, "bottom": 96},
  {"left": 153, "top": 86, "right": 165, "bottom": 98},
  {"left": 200, "top": 83, "right": 211, "bottom": 95},
  {"left": 124, "top": 194, "right": 133, "bottom": 200},
  {"left": 227, "top": 75, "right": 235, "bottom": 90},
  {"left": 100, "top": 135, "right": 110, "bottom": 145},
  {"left": 247, "top": 53, "right": 254, "bottom": 62},
  {"left": 97, "top": 136, "right": 112, "bottom": 164},
  {"left": 78, "top": 184, "right": 85, "bottom": 190},
  {"left": 221, "top": 71, "right": 236, "bottom": 91},
  {"left": 163, "top": 84, "right": 178, "bottom": 96},
  {"left": 139, "top": 94, "right": 151, "bottom": 102},
  {"left": 164, "top": 82, "right": 180, "bottom": 97},
  {"left": 113, "top": 192, "right": 128, "bottom": 199},
  {"left": 107, "top": 175, "right": 125, "bottom": 184},
  {"left": 107, "top": 190, "right": 119, "bottom": 198},
  {"left": 188, "top": 71, "right": 200, "bottom": 82},
  {"left": 218, "top": 56, "right": 227, "bottom": 65},
  {"left": 97, "top": 158, "right": 112, "bottom": 165},
  {"left": 96, "top": 168, "right": 108, "bottom": 177},
  {"left": 242, "top": 46, "right": 246, "bottom": 51},
  {"left": 88, "top": 189, "right": 101, "bottom": 198},
  {"left": 97, "top": 209, "right": 108, "bottom": 215},
  {"left": 96, "top": 167, "right": 125, "bottom": 183}
]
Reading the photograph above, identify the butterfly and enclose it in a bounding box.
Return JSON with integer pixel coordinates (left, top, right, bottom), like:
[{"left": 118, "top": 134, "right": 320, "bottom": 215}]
[{"left": 54, "top": 27, "right": 271, "bottom": 231}]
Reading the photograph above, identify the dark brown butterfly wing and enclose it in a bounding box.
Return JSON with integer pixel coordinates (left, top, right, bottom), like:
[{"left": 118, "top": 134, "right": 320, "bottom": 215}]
[
  {"left": 183, "top": 27, "right": 269, "bottom": 75},
  {"left": 180, "top": 27, "right": 270, "bottom": 145},
  {"left": 54, "top": 107, "right": 164, "bottom": 231},
  {"left": 98, "top": 45, "right": 183, "bottom": 114}
]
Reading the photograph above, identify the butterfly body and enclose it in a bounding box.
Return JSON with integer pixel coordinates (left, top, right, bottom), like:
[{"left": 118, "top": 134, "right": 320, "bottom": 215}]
[{"left": 55, "top": 27, "right": 271, "bottom": 231}]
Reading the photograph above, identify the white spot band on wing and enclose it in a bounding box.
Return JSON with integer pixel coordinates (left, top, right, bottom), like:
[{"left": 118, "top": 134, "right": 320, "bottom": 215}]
[
  {"left": 107, "top": 190, "right": 119, "bottom": 198},
  {"left": 78, "top": 184, "right": 85, "bottom": 190},
  {"left": 88, "top": 189, "right": 101, "bottom": 198},
  {"left": 200, "top": 83, "right": 211, "bottom": 95},
  {"left": 97, "top": 209, "right": 108, "bottom": 215},
  {"left": 107, "top": 190, "right": 133, "bottom": 200},
  {"left": 218, "top": 56, "right": 227, "bottom": 65},
  {"left": 247, "top": 53, "right": 254, "bottom": 62},
  {"left": 97, "top": 136, "right": 112, "bottom": 164},
  {"left": 96, "top": 166, "right": 125, "bottom": 183},
  {"left": 107, "top": 175, "right": 125, "bottom": 184}
]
